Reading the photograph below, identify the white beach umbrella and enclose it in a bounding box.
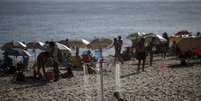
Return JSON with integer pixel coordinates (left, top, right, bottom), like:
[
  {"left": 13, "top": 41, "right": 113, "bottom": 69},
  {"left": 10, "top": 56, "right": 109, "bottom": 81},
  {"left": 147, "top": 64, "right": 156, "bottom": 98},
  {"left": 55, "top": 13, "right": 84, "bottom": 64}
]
[
  {"left": 55, "top": 42, "right": 71, "bottom": 51},
  {"left": 1, "top": 41, "right": 27, "bottom": 50},
  {"left": 127, "top": 32, "right": 146, "bottom": 40},
  {"left": 68, "top": 39, "right": 89, "bottom": 48},
  {"left": 27, "top": 41, "right": 45, "bottom": 49},
  {"left": 143, "top": 33, "right": 167, "bottom": 45},
  {"left": 3, "top": 48, "right": 31, "bottom": 57}
]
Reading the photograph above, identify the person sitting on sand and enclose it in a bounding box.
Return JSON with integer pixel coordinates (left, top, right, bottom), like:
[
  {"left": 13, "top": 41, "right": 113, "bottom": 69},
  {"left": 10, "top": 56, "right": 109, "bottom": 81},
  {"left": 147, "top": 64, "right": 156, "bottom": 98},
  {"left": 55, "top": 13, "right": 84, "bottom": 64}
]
[
  {"left": 0, "top": 55, "right": 13, "bottom": 72},
  {"left": 135, "top": 38, "right": 146, "bottom": 72},
  {"left": 61, "top": 52, "right": 74, "bottom": 78},
  {"left": 122, "top": 47, "right": 133, "bottom": 61},
  {"left": 82, "top": 50, "right": 96, "bottom": 74},
  {"left": 95, "top": 49, "right": 103, "bottom": 62},
  {"left": 70, "top": 49, "right": 82, "bottom": 68}
]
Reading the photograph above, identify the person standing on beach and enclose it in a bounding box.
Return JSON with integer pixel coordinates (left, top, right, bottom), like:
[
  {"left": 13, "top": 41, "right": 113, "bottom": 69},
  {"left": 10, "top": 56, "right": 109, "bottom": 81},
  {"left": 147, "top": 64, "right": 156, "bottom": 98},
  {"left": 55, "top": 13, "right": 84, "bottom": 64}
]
[
  {"left": 147, "top": 38, "right": 154, "bottom": 66},
  {"left": 117, "top": 36, "right": 123, "bottom": 55},
  {"left": 117, "top": 36, "right": 124, "bottom": 64},
  {"left": 48, "top": 41, "right": 60, "bottom": 80},
  {"left": 135, "top": 38, "right": 146, "bottom": 72},
  {"left": 113, "top": 38, "right": 118, "bottom": 62},
  {"left": 162, "top": 32, "right": 170, "bottom": 58}
]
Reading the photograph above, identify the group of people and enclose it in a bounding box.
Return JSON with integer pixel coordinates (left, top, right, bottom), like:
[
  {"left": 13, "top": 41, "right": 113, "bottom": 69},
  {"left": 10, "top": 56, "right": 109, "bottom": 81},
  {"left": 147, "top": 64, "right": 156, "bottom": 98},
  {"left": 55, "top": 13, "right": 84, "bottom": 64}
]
[
  {"left": 113, "top": 36, "right": 124, "bottom": 64},
  {"left": 0, "top": 32, "right": 176, "bottom": 81},
  {"left": 112, "top": 33, "right": 170, "bottom": 73}
]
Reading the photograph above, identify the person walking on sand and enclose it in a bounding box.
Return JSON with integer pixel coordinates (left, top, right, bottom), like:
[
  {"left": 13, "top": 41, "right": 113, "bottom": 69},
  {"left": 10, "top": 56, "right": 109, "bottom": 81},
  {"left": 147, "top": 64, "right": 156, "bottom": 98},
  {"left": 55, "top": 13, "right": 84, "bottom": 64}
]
[
  {"left": 135, "top": 38, "right": 146, "bottom": 72},
  {"left": 117, "top": 36, "right": 123, "bottom": 55}
]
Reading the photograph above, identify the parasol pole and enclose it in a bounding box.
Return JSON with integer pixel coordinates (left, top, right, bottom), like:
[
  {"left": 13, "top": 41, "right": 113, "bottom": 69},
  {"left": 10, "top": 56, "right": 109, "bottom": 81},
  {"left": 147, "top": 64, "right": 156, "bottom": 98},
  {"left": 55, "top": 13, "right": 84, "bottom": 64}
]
[{"left": 99, "top": 48, "right": 104, "bottom": 101}]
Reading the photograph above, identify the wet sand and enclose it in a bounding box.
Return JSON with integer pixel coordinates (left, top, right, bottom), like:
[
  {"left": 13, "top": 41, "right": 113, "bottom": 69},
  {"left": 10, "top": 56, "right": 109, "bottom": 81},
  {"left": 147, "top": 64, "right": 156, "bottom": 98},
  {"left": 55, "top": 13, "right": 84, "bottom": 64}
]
[{"left": 0, "top": 56, "right": 201, "bottom": 101}]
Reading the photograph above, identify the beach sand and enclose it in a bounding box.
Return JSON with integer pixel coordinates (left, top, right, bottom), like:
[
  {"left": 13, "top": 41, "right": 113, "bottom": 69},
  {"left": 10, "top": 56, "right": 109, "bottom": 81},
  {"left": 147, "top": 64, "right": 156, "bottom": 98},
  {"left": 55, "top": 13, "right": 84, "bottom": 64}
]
[{"left": 0, "top": 56, "right": 201, "bottom": 101}]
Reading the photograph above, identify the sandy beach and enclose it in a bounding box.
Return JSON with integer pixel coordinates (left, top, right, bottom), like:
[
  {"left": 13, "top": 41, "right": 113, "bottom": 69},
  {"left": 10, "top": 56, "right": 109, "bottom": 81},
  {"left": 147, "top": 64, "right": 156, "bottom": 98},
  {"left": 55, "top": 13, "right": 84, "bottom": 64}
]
[{"left": 0, "top": 56, "right": 201, "bottom": 101}]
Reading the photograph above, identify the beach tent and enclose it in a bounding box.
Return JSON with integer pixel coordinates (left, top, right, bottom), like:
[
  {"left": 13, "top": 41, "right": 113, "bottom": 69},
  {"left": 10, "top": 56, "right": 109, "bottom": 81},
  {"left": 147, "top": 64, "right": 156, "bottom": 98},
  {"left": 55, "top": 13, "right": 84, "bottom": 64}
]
[{"left": 177, "top": 37, "right": 201, "bottom": 52}]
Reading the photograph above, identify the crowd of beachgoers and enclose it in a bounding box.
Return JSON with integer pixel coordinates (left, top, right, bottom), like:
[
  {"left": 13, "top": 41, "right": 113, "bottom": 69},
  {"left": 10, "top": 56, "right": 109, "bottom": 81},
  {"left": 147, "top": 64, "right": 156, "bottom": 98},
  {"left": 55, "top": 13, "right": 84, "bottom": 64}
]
[{"left": 0, "top": 31, "right": 201, "bottom": 101}]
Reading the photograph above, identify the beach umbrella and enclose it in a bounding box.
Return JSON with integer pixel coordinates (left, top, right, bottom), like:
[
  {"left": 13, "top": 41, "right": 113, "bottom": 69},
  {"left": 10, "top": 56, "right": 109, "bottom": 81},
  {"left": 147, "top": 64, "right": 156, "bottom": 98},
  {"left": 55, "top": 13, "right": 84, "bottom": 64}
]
[
  {"left": 143, "top": 33, "right": 167, "bottom": 45},
  {"left": 58, "top": 39, "right": 69, "bottom": 47},
  {"left": 127, "top": 32, "right": 146, "bottom": 40},
  {"left": 156, "top": 34, "right": 167, "bottom": 43},
  {"left": 41, "top": 42, "right": 71, "bottom": 51},
  {"left": 68, "top": 39, "right": 90, "bottom": 48},
  {"left": 1, "top": 41, "right": 27, "bottom": 50},
  {"left": 175, "top": 30, "right": 192, "bottom": 36},
  {"left": 87, "top": 37, "right": 112, "bottom": 101},
  {"left": 55, "top": 42, "right": 71, "bottom": 51},
  {"left": 27, "top": 41, "right": 45, "bottom": 60},
  {"left": 26, "top": 41, "right": 45, "bottom": 49},
  {"left": 3, "top": 48, "right": 31, "bottom": 57},
  {"left": 88, "top": 38, "right": 113, "bottom": 50}
]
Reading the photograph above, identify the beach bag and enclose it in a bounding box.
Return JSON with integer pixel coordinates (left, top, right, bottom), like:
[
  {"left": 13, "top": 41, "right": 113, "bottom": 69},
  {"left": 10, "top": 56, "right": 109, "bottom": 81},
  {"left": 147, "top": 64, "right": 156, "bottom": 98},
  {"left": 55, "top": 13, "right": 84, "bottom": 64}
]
[{"left": 46, "top": 70, "right": 56, "bottom": 81}]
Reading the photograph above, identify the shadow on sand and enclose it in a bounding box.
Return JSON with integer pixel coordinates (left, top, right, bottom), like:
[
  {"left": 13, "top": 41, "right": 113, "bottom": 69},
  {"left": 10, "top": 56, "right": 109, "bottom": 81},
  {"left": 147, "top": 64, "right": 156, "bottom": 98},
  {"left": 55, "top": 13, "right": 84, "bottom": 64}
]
[
  {"left": 120, "top": 72, "right": 138, "bottom": 78},
  {"left": 168, "top": 63, "right": 194, "bottom": 68},
  {"left": 13, "top": 76, "right": 48, "bottom": 90}
]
